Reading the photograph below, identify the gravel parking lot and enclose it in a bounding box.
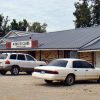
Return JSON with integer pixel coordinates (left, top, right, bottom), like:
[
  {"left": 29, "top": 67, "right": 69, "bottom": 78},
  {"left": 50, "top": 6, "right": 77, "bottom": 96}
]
[{"left": 0, "top": 73, "right": 100, "bottom": 100}]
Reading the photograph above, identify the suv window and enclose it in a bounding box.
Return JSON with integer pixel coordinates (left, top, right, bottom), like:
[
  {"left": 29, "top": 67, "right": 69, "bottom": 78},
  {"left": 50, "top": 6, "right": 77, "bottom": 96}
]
[
  {"left": 17, "top": 54, "right": 25, "bottom": 60},
  {"left": 26, "top": 55, "right": 35, "bottom": 61},
  {"left": 73, "top": 61, "right": 94, "bottom": 68},
  {"left": 0, "top": 54, "right": 8, "bottom": 59},
  {"left": 10, "top": 54, "right": 17, "bottom": 60}
]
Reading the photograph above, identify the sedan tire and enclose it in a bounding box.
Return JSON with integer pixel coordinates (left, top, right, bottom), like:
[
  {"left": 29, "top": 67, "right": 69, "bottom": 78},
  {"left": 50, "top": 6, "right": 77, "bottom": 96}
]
[
  {"left": 45, "top": 80, "right": 53, "bottom": 84},
  {"left": 97, "top": 77, "right": 100, "bottom": 83},
  {"left": 64, "top": 74, "right": 75, "bottom": 86}
]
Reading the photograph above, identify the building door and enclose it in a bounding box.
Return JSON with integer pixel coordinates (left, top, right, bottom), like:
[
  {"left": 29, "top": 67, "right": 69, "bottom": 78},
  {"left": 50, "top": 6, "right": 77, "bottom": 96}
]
[{"left": 96, "top": 52, "right": 100, "bottom": 68}]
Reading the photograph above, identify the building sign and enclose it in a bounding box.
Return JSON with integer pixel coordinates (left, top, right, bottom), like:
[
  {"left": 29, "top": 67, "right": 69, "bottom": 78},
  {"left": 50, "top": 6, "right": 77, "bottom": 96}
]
[
  {"left": 11, "top": 40, "right": 32, "bottom": 48},
  {"left": 6, "top": 40, "right": 38, "bottom": 49}
]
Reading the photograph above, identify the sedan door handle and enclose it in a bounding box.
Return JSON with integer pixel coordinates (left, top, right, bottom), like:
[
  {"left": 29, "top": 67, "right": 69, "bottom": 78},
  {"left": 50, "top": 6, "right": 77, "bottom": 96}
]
[
  {"left": 85, "top": 70, "right": 88, "bottom": 71},
  {"left": 74, "top": 70, "right": 77, "bottom": 71}
]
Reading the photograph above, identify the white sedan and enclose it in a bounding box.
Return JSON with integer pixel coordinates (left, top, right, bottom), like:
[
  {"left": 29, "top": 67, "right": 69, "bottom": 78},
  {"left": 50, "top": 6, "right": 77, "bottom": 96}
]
[{"left": 32, "top": 58, "right": 100, "bottom": 86}]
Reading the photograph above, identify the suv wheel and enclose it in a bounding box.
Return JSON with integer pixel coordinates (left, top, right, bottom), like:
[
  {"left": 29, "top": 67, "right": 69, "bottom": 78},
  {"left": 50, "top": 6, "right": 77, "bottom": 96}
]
[
  {"left": 64, "top": 74, "right": 75, "bottom": 86},
  {"left": 0, "top": 70, "right": 7, "bottom": 75},
  {"left": 11, "top": 66, "right": 19, "bottom": 75}
]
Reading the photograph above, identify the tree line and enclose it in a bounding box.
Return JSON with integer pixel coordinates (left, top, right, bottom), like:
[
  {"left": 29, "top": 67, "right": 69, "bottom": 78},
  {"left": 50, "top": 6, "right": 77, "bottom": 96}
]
[
  {"left": 73, "top": 0, "right": 100, "bottom": 28},
  {"left": 0, "top": 14, "right": 47, "bottom": 37}
]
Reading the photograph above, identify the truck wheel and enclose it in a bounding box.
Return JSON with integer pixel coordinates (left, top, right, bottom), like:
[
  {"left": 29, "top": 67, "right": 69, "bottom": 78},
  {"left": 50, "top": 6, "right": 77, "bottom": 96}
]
[
  {"left": 64, "top": 74, "right": 75, "bottom": 86},
  {"left": 45, "top": 80, "right": 53, "bottom": 84},
  {"left": 11, "top": 66, "right": 19, "bottom": 75},
  {"left": 0, "top": 70, "right": 7, "bottom": 75}
]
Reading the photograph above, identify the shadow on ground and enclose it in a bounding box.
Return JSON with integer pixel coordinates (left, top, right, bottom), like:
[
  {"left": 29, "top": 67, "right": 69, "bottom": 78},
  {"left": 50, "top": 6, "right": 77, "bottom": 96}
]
[
  {"left": 36, "top": 80, "right": 99, "bottom": 87},
  {"left": 0, "top": 72, "right": 31, "bottom": 76}
]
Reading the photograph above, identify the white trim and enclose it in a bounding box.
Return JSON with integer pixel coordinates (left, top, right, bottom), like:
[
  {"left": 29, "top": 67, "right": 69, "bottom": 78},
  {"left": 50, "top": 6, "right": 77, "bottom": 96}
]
[
  {"left": 0, "top": 48, "right": 78, "bottom": 51},
  {"left": 79, "top": 49, "right": 100, "bottom": 52},
  {"left": 81, "top": 36, "right": 100, "bottom": 49}
]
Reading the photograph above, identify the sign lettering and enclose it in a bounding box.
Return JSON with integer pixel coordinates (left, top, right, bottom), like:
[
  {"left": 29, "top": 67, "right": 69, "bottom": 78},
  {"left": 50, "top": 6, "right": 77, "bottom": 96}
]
[{"left": 11, "top": 40, "right": 32, "bottom": 48}]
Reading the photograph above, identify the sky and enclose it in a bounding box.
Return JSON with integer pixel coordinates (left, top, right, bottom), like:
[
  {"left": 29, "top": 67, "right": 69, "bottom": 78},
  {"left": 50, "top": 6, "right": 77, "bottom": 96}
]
[{"left": 0, "top": 0, "right": 78, "bottom": 32}]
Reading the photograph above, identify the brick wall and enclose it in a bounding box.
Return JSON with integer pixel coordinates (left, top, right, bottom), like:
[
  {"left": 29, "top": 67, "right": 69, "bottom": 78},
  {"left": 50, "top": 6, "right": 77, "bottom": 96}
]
[
  {"left": 41, "top": 50, "right": 58, "bottom": 62},
  {"left": 59, "top": 50, "right": 64, "bottom": 58},
  {"left": 35, "top": 51, "right": 40, "bottom": 60},
  {"left": 79, "top": 52, "right": 93, "bottom": 64},
  {"left": 35, "top": 50, "right": 64, "bottom": 63}
]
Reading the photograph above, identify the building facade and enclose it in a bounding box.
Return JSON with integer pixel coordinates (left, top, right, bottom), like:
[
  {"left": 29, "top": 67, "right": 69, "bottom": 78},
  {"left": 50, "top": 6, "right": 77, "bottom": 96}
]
[{"left": 0, "top": 27, "right": 100, "bottom": 67}]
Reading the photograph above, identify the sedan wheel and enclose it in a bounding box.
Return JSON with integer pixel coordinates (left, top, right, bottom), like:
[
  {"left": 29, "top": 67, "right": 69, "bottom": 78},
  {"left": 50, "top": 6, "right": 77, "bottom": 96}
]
[
  {"left": 97, "top": 77, "right": 100, "bottom": 83},
  {"left": 45, "top": 80, "right": 53, "bottom": 84},
  {"left": 11, "top": 67, "right": 19, "bottom": 75},
  {"left": 64, "top": 75, "right": 75, "bottom": 86}
]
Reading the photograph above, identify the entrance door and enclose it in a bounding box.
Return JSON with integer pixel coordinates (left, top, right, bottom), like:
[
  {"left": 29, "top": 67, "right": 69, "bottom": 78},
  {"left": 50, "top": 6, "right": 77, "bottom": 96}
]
[{"left": 96, "top": 52, "right": 100, "bottom": 68}]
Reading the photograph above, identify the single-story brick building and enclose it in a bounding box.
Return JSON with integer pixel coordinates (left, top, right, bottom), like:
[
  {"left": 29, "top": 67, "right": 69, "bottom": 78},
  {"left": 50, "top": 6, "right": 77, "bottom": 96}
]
[{"left": 0, "top": 26, "right": 100, "bottom": 67}]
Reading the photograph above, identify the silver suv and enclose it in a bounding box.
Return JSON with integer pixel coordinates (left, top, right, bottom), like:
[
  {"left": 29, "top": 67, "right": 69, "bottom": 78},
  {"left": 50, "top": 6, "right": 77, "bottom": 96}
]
[{"left": 0, "top": 53, "right": 46, "bottom": 75}]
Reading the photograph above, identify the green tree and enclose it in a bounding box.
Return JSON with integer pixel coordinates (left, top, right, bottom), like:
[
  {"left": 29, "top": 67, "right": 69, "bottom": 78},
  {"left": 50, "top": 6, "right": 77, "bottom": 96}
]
[
  {"left": 10, "top": 19, "right": 29, "bottom": 31},
  {"left": 0, "top": 14, "right": 9, "bottom": 36},
  {"left": 18, "top": 19, "right": 29, "bottom": 31},
  {"left": 28, "top": 22, "right": 47, "bottom": 33},
  {"left": 10, "top": 19, "right": 19, "bottom": 30},
  {"left": 0, "top": 14, "right": 4, "bottom": 30},
  {"left": 73, "top": 0, "right": 92, "bottom": 28},
  {"left": 22, "top": 19, "right": 29, "bottom": 31},
  {"left": 91, "top": 0, "right": 100, "bottom": 25},
  {"left": 2, "top": 16, "right": 10, "bottom": 34}
]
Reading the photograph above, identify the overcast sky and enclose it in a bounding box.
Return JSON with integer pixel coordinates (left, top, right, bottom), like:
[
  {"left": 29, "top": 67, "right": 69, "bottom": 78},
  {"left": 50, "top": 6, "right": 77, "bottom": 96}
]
[{"left": 0, "top": 0, "right": 78, "bottom": 32}]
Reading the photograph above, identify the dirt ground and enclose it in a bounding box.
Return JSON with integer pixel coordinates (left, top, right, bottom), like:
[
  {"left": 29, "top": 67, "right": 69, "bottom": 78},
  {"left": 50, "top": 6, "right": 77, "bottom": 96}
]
[{"left": 0, "top": 73, "right": 100, "bottom": 100}]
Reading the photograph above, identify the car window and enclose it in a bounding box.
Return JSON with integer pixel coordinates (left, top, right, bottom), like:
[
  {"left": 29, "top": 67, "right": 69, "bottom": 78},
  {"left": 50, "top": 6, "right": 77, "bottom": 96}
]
[
  {"left": 48, "top": 60, "right": 68, "bottom": 67},
  {"left": 81, "top": 61, "right": 94, "bottom": 68},
  {"left": 0, "top": 54, "right": 8, "bottom": 59},
  {"left": 10, "top": 54, "right": 17, "bottom": 60},
  {"left": 73, "top": 61, "right": 81, "bottom": 68},
  {"left": 26, "top": 55, "right": 35, "bottom": 61},
  {"left": 17, "top": 54, "right": 25, "bottom": 60},
  {"left": 73, "top": 61, "right": 94, "bottom": 68}
]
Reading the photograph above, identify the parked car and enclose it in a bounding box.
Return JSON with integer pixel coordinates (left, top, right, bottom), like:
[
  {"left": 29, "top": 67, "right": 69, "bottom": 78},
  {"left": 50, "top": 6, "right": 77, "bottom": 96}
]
[
  {"left": 32, "top": 58, "right": 100, "bottom": 86},
  {"left": 0, "top": 53, "right": 46, "bottom": 75}
]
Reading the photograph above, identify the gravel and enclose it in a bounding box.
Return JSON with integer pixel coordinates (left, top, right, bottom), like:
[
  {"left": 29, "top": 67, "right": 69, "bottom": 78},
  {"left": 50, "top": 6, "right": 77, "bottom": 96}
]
[{"left": 0, "top": 73, "right": 100, "bottom": 100}]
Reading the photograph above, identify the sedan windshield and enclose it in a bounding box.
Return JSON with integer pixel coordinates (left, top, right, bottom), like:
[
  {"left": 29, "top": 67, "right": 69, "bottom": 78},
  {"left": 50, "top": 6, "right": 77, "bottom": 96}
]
[
  {"left": 0, "top": 54, "right": 8, "bottom": 59},
  {"left": 48, "top": 60, "right": 68, "bottom": 67}
]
